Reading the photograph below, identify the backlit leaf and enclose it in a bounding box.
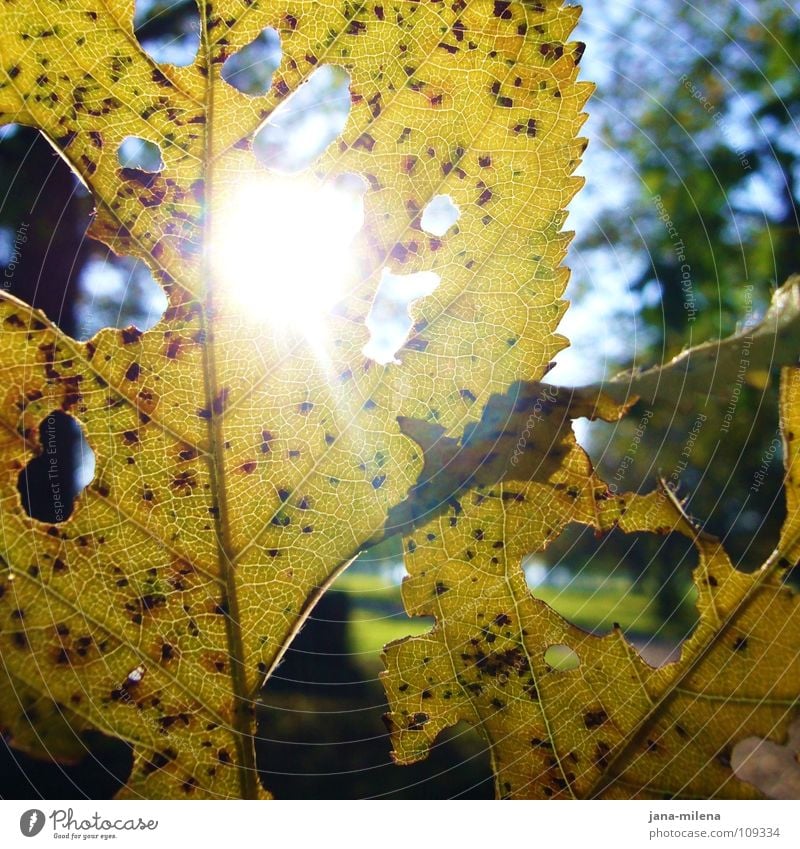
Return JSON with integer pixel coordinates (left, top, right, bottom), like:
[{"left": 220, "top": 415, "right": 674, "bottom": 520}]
[
  {"left": 382, "top": 367, "right": 800, "bottom": 799},
  {"left": 0, "top": 0, "right": 589, "bottom": 797}
]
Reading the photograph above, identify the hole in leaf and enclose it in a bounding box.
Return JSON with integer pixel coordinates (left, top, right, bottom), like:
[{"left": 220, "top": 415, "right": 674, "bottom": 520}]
[
  {"left": 420, "top": 194, "right": 461, "bottom": 237},
  {"left": 579, "top": 397, "right": 785, "bottom": 574},
  {"left": 362, "top": 270, "right": 441, "bottom": 365},
  {"left": 527, "top": 523, "right": 699, "bottom": 664},
  {"left": 253, "top": 65, "right": 351, "bottom": 174},
  {"left": 731, "top": 719, "right": 800, "bottom": 799},
  {"left": 76, "top": 255, "right": 167, "bottom": 341},
  {"left": 0, "top": 125, "right": 92, "bottom": 338},
  {"left": 2, "top": 127, "right": 166, "bottom": 343},
  {"left": 221, "top": 28, "right": 281, "bottom": 96},
  {"left": 543, "top": 644, "right": 580, "bottom": 671},
  {"left": 0, "top": 226, "right": 18, "bottom": 265},
  {"left": 18, "top": 412, "right": 95, "bottom": 523},
  {"left": 117, "top": 136, "right": 164, "bottom": 173},
  {"left": 134, "top": 0, "right": 200, "bottom": 66}
]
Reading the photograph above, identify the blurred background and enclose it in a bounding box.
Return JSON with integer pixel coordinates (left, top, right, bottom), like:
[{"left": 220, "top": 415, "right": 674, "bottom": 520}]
[{"left": 1, "top": 0, "right": 798, "bottom": 798}]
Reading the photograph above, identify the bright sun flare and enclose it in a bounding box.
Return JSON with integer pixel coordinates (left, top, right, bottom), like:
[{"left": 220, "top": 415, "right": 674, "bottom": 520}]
[{"left": 213, "top": 175, "right": 365, "bottom": 329}]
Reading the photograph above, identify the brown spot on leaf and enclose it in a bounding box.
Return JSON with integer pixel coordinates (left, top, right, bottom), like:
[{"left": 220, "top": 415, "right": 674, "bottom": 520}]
[{"left": 584, "top": 709, "right": 608, "bottom": 729}]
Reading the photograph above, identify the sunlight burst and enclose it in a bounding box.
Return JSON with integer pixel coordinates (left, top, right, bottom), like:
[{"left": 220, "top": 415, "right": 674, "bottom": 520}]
[{"left": 213, "top": 175, "right": 364, "bottom": 331}]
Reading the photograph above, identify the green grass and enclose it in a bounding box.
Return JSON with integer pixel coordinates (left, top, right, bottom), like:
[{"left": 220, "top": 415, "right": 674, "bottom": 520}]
[
  {"left": 532, "top": 585, "right": 661, "bottom": 634},
  {"left": 347, "top": 608, "right": 433, "bottom": 673},
  {"left": 335, "top": 569, "right": 405, "bottom": 605},
  {"left": 343, "top": 575, "right": 663, "bottom": 674}
]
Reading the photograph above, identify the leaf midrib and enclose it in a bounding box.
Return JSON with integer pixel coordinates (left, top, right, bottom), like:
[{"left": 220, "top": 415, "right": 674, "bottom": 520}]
[{"left": 197, "top": 13, "right": 259, "bottom": 801}]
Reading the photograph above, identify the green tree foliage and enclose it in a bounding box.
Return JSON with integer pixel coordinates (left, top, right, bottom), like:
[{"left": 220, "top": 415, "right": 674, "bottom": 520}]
[{"left": 550, "top": 2, "right": 800, "bottom": 625}]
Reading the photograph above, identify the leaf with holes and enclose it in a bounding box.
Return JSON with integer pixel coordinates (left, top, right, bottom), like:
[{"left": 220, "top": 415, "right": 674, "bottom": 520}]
[
  {"left": 0, "top": 0, "right": 590, "bottom": 797},
  {"left": 382, "top": 366, "right": 800, "bottom": 799}
]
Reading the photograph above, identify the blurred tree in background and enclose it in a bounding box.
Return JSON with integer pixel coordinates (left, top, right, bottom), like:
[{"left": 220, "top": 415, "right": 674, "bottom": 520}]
[
  {"left": 577, "top": 0, "right": 798, "bottom": 348},
  {"left": 551, "top": 0, "right": 800, "bottom": 629}
]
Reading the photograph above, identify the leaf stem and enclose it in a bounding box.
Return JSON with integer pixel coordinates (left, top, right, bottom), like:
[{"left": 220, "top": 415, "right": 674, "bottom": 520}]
[
  {"left": 254, "top": 553, "right": 361, "bottom": 695},
  {"left": 198, "top": 13, "right": 259, "bottom": 800}
]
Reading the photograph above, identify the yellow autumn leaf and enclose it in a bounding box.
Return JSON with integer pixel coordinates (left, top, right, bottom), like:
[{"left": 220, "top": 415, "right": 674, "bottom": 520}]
[
  {"left": 0, "top": 0, "right": 589, "bottom": 797},
  {"left": 382, "top": 367, "right": 800, "bottom": 799}
]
